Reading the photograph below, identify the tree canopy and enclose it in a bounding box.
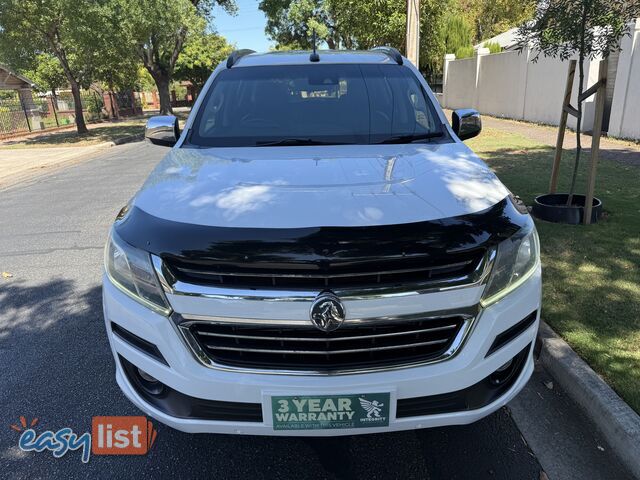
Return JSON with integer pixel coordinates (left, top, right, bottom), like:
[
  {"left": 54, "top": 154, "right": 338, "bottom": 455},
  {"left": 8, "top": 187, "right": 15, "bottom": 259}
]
[
  {"left": 0, "top": 0, "right": 114, "bottom": 132},
  {"left": 259, "top": 0, "right": 344, "bottom": 49},
  {"left": 175, "top": 31, "right": 234, "bottom": 91},
  {"left": 259, "top": 0, "right": 448, "bottom": 75},
  {"left": 114, "top": 0, "right": 236, "bottom": 114},
  {"left": 458, "top": 0, "right": 535, "bottom": 44},
  {"left": 258, "top": 0, "right": 536, "bottom": 75},
  {"left": 25, "top": 54, "right": 67, "bottom": 95}
]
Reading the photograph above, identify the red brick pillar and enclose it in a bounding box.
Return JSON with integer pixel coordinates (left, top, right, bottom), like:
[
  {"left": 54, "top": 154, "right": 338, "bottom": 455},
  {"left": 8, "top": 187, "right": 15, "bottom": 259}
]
[
  {"left": 132, "top": 92, "right": 142, "bottom": 115},
  {"left": 102, "top": 92, "right": 120, "bottom": 119},
  {"left": 102, "top": 93, "right": 112, "bottom": 118}
]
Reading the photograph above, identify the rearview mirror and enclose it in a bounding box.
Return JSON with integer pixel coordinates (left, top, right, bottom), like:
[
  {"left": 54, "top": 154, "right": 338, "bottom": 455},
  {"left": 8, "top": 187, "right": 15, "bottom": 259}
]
[
  {"left": 452, "top": 109, "right": 481, "bottom": 141},
  {"left": 145, "top": 115, "right": 180, "bottom": 147}
]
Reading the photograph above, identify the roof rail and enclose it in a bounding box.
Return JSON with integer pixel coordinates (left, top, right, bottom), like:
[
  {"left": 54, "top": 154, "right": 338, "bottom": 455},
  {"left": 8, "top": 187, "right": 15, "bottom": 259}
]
[
  {"left": 370, "top": 46, "right": 403, "bottom": 65},
  {"left": 226, "top": 49, "right": 256, "bottom": 68}
]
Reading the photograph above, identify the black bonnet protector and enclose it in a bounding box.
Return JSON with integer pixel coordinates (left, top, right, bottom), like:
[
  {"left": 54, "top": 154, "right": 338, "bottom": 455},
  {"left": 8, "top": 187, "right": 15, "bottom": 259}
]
[{"left": 115, "top": 196, "right": 528, "bottom": 274}]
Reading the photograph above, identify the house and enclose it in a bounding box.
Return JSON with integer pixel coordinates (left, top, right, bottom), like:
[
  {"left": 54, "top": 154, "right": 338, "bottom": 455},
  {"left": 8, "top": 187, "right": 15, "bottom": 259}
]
[
  {"left": 0, "top": 65, "right": 46, "bottom": 135},
  {"left": 0, "top": 64, "right": 38, "bottom": 107},
  {"left": 474, "top": 27, "right": 520, "bottom": 51}
]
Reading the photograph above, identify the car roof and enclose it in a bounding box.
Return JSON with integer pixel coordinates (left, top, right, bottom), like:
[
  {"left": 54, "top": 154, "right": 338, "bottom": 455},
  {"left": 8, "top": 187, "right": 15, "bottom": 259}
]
[{"left": 233, "top": 50, "right": 402, "bottom": 67}]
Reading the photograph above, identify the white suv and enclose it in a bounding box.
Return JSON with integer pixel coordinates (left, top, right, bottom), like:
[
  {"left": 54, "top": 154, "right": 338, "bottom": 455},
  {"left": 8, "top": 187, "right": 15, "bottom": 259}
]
[{"left": 103, "top": 48, "right": 541, "bottom": 436}]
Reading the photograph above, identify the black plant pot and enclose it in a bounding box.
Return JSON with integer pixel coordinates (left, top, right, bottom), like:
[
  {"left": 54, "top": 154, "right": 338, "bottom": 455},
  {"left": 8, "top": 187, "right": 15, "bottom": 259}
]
[{"left": 532, "top": 193, "right": 602, "bottom": 224}]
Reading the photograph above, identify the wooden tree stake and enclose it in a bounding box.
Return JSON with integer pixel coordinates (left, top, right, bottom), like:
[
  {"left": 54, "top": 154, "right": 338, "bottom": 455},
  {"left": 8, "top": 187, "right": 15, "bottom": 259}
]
[
  {"left": 550, "top": 60, "right": 577, "bottom": 194},
  {"left": 583, "top": 58, "right": 608, "bottom": 225}
]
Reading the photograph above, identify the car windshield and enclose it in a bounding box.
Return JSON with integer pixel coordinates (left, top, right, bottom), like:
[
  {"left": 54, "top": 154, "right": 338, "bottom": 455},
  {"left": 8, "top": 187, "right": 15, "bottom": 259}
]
[{"left": 188, "top": 63, "right": 444, "bottom": 147}]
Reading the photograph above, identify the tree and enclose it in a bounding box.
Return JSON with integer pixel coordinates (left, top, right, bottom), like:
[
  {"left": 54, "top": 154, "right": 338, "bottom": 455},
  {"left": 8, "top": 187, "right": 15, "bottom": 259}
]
[
  {"left": 456, "top": 0, "right": 535, "bottom": 43},
  {"left": 259, "top": 0, "right": 348, "bottom": 49},
  {"left": 115, "top": 0, "right": 236, "bottom": 115},
  {"left": 332, "top": 0, "right": 449, "bottom": 76},
  {"left": 25, "top": 54, "right": 67, "bottom": 97},
  {"left": 0, "top": 0, "right": 111, "bottom": 134},
  {"left": 443, "top": 14, "right": 473, "bottom": 57},
  {"left": 175, "top": 31, "right": 234, "bottom": 93},
  {"left": 93, "top": 25, "right": 141, "bottom": 94},
  {"left": 516, "top": 0, "right": 640, "bottom": 204},
  {"left": 260, "top": 0, "right": 449, "bottom": 76}
]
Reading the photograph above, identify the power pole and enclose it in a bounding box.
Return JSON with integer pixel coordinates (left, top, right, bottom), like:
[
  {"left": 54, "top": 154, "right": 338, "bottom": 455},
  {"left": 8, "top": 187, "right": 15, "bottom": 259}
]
[{"left": 406, "top": 0, "right": 420, "bottom": 69}]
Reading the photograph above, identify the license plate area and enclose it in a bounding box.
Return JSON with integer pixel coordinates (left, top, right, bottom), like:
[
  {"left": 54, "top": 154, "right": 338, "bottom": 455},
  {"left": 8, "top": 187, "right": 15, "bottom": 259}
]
[{"left": 269, "top": 393, "right": 391, "bottom": 431}]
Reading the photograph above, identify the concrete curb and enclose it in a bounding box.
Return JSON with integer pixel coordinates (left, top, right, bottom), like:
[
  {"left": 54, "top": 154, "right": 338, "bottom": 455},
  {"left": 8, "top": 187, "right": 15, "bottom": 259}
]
[
  {"left": 538, "top": 321, "right": 640, "bottom": 478},
  {"left": 96, "top": 133, "right": 144, "bottom": 148}
]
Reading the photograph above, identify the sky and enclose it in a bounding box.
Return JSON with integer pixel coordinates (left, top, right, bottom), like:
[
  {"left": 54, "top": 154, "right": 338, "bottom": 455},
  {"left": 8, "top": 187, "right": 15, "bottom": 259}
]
[{"left": 212, "top": 0, "right": 273, "bottom": 52}]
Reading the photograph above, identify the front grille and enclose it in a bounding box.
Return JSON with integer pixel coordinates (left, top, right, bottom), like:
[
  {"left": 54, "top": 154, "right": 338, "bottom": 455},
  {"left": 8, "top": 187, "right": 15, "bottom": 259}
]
[
  {"left": 186, "top": 316, "right": 466, "bottom": 372},
  {"left": 164, "top": 251, "right": 485, "bottom": 292}
]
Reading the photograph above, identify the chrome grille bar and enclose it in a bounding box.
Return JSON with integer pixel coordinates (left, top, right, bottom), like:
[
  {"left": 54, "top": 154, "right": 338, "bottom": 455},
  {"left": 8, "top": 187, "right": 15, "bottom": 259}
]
[
  {"left": 193, "top": 323, "right": 459, "bottom": 342},
  {"left": 202, "top": 338, "right": 450, "bottom": 355},
  {"left": 178, "top": 309, "right": 478, "bottom": 375}
]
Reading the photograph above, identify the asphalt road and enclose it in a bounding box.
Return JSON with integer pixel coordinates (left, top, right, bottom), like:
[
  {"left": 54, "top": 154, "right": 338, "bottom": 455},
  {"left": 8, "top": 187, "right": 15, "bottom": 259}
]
[{"left": 0, "top": 143, "right": 629, "bottom": 479}]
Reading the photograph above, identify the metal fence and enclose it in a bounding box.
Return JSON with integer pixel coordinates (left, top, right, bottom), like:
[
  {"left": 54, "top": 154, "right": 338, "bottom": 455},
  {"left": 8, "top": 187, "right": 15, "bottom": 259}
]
[{"left": 0, "top": 90, "right": 105, "bottom": 139}]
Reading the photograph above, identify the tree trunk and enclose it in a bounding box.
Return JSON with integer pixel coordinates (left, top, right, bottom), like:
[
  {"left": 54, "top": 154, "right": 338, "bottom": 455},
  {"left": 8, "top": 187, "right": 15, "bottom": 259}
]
[
  {"left": 152, "top": 73, "right": 173, "bottom": 115},
  {"left": 46, "top": 38, "right": 87, "bottom": 135},
  {"left": 567, "top": 9, "right": 588, "bottom": 206},
  {"left": 108, "top": 82, "right": 119, "bottom": 120},
  {"left": 70, "top": 79, "right": 88, "bottom": 135}
]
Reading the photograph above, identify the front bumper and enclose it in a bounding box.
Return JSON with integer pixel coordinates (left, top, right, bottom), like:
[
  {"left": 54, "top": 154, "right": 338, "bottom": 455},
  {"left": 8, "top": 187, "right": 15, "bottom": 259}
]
[{"left": 102, "top": 266, "right": 541, "bottom": 436}]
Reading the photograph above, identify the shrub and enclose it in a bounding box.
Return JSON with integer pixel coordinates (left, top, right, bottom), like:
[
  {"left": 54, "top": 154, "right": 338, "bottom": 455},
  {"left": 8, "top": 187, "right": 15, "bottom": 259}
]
[
  {"left": 455, "top": 46, "right": 475, "bottom": 59},
  {"left": 483, "top": 41, "right": 502, "bottom": 54},
  {"left": 444, "top": 14, "right": 473, "bottom": 55}
]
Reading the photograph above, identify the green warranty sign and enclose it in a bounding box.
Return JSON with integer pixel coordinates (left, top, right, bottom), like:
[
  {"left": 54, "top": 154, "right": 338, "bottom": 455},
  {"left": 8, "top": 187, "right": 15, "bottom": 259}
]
[{"left": 271, "top": 393, "right": 390, "bottom": 431}]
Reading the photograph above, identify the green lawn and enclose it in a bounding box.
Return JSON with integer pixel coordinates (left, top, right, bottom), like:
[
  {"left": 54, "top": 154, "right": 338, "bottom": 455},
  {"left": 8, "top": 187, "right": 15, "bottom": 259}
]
[
  {"left": 467, "top": 127, "right": 640, "bottom": 413},
  {"left": 0, "top": 120, "right": 146, "bottom": 148},
  {"left": 1, "top": 111, "right": 191, "bottom": 148}
]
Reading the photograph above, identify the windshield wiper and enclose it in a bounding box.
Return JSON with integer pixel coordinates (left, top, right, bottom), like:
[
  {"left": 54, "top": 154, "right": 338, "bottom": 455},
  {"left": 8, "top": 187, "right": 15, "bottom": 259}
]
[
  {"left": 377, "top": 131, "right": 445, "bottom": 144},
  {"left": 256, "top": 138, "right": 343, "bottom": 147}
]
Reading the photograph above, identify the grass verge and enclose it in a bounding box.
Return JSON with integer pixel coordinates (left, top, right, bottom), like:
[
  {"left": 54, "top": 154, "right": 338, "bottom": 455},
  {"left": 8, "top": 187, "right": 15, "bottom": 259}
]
[
  {"left": 467, "top": 127, "right": 640, "bottom": 413},
  {"left": 0, "top": 119, "right": 146, "bottom": 148}
]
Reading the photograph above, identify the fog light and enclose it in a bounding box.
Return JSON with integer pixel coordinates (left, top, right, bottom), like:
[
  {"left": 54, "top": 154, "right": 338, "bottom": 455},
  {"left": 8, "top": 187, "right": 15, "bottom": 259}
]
[
  {"left": 137, "top": 368, "right": 158, "bottom": 383},
  {"left": 136, "top": 368, "right": 164, "bottom": 395},
  {"left": 489, "top": 358, "right": 517, "bottom": 385},
  {"left": 495, "top": 359, "right": 513, "bottom": 373}
]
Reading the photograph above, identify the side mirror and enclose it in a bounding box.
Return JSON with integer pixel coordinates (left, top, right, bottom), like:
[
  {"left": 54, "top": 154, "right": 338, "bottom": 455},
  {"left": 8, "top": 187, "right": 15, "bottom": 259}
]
[
  {"left": 145, "top": 115, "right": 180, "bottom": 147},
  {"left": 452, "top": 109, "right": 482, "bottom": 141}
]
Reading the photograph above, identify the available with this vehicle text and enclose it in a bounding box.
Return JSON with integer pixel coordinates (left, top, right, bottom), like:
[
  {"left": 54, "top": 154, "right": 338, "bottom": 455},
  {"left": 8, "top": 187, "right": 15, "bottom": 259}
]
[{"left": 103, "top": 48, "right": 541, "bottom": 436}]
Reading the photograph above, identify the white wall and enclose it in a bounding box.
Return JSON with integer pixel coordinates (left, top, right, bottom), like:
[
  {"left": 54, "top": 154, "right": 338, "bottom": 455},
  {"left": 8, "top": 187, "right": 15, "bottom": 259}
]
[
  {"left": 477, "top": 50, "right": 528, "bottom": 119},
  {"left": 522, "top": 53, "right": 569, "bottom": 125},
  {"left": 609, "top": 20, "right": 640, "bottom": 139},
  {"left": 442, "top": 39, "right": 636, "bottom": 138},
  {"left": 444, "top": 57, "right": 477, "bottom": 110}
]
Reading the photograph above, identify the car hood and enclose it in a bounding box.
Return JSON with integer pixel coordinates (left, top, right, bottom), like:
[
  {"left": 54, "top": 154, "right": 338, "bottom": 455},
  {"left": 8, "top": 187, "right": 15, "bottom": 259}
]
[{"left": 133, "top": 143, "right": 509, "bottom": 228}]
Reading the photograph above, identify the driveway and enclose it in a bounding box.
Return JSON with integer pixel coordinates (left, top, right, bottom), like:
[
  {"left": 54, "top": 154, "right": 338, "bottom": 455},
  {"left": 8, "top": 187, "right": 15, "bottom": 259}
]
[{"left": 0, "top": 143, "right": 632, "bottom": 479}]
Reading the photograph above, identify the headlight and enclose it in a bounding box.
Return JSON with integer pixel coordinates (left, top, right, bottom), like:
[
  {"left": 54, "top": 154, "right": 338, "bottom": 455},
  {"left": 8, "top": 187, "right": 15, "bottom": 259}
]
[
  {"left": 481, "top": 220, "right": 540, "bottom": 307},
  {"left": 104, "top": 228, "right": 171, "bottom": 315}
]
